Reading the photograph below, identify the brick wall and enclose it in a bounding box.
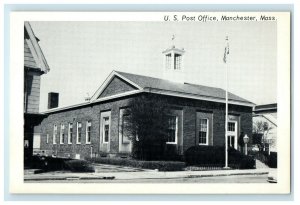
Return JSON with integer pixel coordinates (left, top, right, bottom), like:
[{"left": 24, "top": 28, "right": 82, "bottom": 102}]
[
  {"left": 182, "top": 106, "right": 196, "bottom": 152},
  {"left": 150, "top": 95, "right": 253, "bottom": 153},
  {"left": 39, "top": 93, "right": 253, "bottom": 159},
  {"left": 40, "top": 97, "right": 134, "bottom": 159}
]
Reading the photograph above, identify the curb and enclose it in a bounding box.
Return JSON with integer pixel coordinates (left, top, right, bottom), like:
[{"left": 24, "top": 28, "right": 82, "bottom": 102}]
[
  {"left": 186, "top": 171, "right": 268, "bottom": 178},
  {"left": 24, "top": 176, "right": 116, "bottom": 181},
  {"left": 24, "top": 171, "right": 268, "bottom": 181}
]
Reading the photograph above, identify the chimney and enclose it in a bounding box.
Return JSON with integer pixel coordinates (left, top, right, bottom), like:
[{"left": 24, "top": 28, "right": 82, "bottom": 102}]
[{"left": 48, "top": 92, "right": 59, "bottom": 109}]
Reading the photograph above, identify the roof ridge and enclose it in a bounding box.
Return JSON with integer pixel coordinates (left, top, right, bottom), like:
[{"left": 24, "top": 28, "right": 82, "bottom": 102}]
[
  {"left": 115, "top": 70, "right": 164, "bottom": 81},
  {"left": 116, "top": 70, "right": 221, "bottom": 89},
  {"left": 183, "top": 82, "right": 224, "bottom": 90}
]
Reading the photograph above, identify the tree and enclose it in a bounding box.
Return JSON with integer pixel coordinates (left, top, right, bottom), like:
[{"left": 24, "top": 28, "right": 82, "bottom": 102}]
[
  {"left": 252, "top": 120, "right": 273, "bottom": 151},
  {"left": 238, "top": 131, "right": 245, "bottom": 152},
  {"left": 122, "top": 94, "right": 171, "bottom": 160}
]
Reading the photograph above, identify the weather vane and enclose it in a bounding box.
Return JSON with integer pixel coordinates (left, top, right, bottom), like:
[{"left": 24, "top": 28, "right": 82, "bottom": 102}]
[{"left": 171, "top": 34, "right": 176, "bottom": 48}]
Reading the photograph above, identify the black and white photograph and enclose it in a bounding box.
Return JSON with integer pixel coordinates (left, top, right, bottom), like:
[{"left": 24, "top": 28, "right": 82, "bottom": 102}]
[{"left": 9, "top": 11, "right": 290, "bottom": 194}]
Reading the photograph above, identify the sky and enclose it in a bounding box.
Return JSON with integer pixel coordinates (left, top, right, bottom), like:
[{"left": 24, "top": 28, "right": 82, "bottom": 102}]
[{"left": 30, "top": 21, "right": 277, "bottom": 112}]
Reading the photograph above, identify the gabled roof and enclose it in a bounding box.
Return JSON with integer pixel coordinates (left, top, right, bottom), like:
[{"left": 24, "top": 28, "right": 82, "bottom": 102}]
[
  {"left": 90, "top": 71, "right": 143, "bottom": 102},
  {"left": 42, "top": 70, "right": 254, "bottom": 114},
  {"left": 115, "top": 71, "right": 252, "bottom": 104},
  {"left": 24, "top": 22, "right": 50, "bottom": 73},
  {"left": 91, "top": 70, "right": 254, "bottom": 106}
]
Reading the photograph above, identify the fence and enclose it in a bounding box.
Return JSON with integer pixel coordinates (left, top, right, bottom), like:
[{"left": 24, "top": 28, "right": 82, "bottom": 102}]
[
  {"left": 248, "top": 150, "right": 277, "bottom": 168},
  {"left": 186, "top": 164, "right": 243, "bottom": 171}
]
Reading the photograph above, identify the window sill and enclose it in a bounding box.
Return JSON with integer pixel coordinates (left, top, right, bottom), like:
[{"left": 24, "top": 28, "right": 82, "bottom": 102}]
[
  {"left": 166, "top": 142, "right": 177, "bottom": 145},
  {"left": 199, "top": 143, "right": 208, "bottom": 146},
  {"left": 86, "top": 142, "right": 91, "bottom": 145}
]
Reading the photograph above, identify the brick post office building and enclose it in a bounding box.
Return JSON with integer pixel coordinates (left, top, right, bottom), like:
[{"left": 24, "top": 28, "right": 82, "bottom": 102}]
[{"left": 37, "top": 46, "right": 254, "bottom": 159}]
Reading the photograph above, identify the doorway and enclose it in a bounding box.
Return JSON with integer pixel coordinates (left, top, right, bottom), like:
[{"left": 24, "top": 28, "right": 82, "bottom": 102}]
[{"left": 227, "top": 121, "right": 237, "bottom": 149}]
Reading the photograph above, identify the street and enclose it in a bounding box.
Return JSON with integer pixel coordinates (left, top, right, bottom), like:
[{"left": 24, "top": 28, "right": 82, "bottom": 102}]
[{"left": 28, "top": 174, "right": 269, "bottom": 183}]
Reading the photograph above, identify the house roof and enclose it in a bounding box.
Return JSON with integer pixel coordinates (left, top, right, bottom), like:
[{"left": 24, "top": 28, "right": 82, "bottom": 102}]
[
  {"left": 253, "top": 113, "right": 277, "bottom": 127},
  {"left": 24, "top": 22, "right": 50, "bottom": 73},
  {"left": 115, "top": 71, "right": 252, "bottom": 104},
  {"left": 42, "top": 70, "right": 254, "bottom": 114},
  {"left": 254, "top": 103, "right": 277, "bottom": 113}
]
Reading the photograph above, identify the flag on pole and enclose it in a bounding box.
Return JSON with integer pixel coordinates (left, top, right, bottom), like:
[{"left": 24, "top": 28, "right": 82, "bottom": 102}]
[{"left": 223, "top": 36, "right": 229, "bottom": 63}]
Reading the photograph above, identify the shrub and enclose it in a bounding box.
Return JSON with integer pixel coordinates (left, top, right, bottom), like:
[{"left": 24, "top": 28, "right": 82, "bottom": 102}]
[
  {"left": 64, "top": 159, "right": 95, "bottom": 172},
  {"left": 238, "top": 156, "right": 256, "bottom": 169},
  {"left": 184, "top": 146, "right": 225, "bottom": 166},
  {"left": 184, "top": 145, "right": 255, "bottom": 169},
  {"left": 228, "top": 148, "right": 255, "bottom": 169},
  {"left": 43, "top": 157, "right": 69, "bottom": 171},
  {"left": 131, "top": 139, "right": 183, "bottom": 161},
  {"left": 162, "top": 144, "right": 183, "bottom": 161},
  {"left": 158, "top": 161, "right": 186, "bottom": 171},
  {"left": 28, "top": 156, "right": 95, "bottom": 173},
  {"left": 132, "top": 139, "right": 167, "bottom": 161},
  {"left": 87, "top": 157, "right": 185, "bottom": 171},
  {"left": 251, "top": 151, "right": 277, "bottom": 168},
  {"left": 29, "top": 155, "right": 45, "bottom": 169},
  {"left": 29, "top": 156, "right": 67, "bottom": 170},
  {"left": 268, "top": 152, "right": 277, "bottom": 168}
]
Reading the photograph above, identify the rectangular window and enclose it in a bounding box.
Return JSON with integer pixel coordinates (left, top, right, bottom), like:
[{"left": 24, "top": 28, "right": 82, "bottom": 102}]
[
  {"left": 228, "top": 122, "right": 235, "bottom": 132},
  {"left": 166, "top": 115, "right": 178, "bottom": 144},
  {"left": 165, "top": 54, "right": 172, "bottom": 69},
  {"left": 68, "top": 123, "right": 73, "bottom": 144},
  {"left": 103, "top": 117, "right": 110, "bottom": 143},
  {"left": 76, "top": 122, "right": 82, "bottom": 144},
  {"left": 199, "top": 119, "right": 209, "bottom": 145},
  {"left": 86, "top": 121, "right": 92, "bottom": 144},
  {"left": 121, "top": 114, "right": 131, "bottom": 144},
  {"left": 60, "top": 124, "right": 65, "bottom": 144},
  {"left": 53, "top": 124, "right": 57, "bottom": 144},
  {"left": 46, "top": 134, "right": 49, "bottom": 144},
  {"left": 174, "top": 54, "right": 182, "bottom": 70}
]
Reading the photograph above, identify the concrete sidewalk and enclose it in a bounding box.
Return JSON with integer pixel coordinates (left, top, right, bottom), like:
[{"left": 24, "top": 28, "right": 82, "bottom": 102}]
[{"left": 24, "top": 168, "right": 270, "bottom": 181}]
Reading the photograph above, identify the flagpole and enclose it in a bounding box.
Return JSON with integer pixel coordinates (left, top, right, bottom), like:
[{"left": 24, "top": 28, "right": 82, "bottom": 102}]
[
  {"left": 224, "top": 36, "right": 229, "bottom": 169},
  {"left": 225, "top": 56, "right": 229, "bottom": 168}
]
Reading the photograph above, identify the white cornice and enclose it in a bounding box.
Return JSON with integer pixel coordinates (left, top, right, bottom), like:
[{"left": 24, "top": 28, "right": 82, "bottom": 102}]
[
  {"left": 143, "top": 87, "right": 255, "bottom": 107},
  {"left": 41, "top": 102, "right": 90, "bottom": 114},
  {"left": 92, "top": 90, "right": 142, "bottom": 103},
  {"left": 41, "top": 88, "right": 253, "bottom": 114}
]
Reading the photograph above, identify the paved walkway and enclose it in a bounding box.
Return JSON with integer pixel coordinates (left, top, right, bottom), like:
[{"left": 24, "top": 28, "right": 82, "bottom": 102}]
[
  {"left": 24, "top": 166, "right": 272, "bottom": 181},
  {"left": 255, "top": 159, "right": 270, "bottom": 169},
  {"left": 93, "top": 164, "right": 149, "bottom": 172}
]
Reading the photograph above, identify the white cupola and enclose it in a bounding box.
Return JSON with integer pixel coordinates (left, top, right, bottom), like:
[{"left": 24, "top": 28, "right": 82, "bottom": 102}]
[{"left": 162, "top": 38, "right": 185, "bottom": 83}]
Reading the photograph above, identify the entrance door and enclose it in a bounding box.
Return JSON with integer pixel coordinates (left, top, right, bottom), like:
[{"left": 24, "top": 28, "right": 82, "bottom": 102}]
[
  {"left": 227, "top": 121, "right": 237, "bottom": 149},
  {"left": 33, "top": 134, "right": 41, "bottom": 154}
]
